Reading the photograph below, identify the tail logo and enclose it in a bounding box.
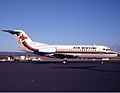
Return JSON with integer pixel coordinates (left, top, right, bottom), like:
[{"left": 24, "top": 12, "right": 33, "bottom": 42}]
[{"left": 18, "top": 33, "right": 27, "bottom": 42}]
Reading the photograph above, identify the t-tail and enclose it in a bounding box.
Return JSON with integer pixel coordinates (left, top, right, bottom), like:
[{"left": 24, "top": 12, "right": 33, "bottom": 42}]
[{"left": 1, "top": 30, "right": 46, "bottom": 53}]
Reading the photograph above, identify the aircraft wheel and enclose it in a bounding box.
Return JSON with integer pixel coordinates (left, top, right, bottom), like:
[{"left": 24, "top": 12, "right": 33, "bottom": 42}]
[
  {"left": 63, "top": 60, "right": 66, "bottom": 64},
  {"left": 63, "top": 58, "right": 67, "bottom": 64}
]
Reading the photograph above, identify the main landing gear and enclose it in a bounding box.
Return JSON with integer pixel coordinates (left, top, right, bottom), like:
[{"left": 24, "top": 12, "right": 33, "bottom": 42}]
[{"left": 63, "top": 58, "right": 67, "bottom": 64}]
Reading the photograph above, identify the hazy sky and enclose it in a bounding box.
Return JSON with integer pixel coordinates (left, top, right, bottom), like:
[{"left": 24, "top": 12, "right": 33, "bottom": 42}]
[{"left": 0, "top": 0, "right": 120, "bottom": 51}]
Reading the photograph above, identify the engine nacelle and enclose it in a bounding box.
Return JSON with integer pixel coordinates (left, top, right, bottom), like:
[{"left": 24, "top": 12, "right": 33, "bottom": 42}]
[{"left": 38, "top": 47, "right": 56, "bottom": 53}]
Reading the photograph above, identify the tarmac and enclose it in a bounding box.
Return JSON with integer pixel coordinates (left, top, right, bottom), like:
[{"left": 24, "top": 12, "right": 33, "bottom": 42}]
[{"left": 0, "top": 61, "right": 120, "bottom": 92}]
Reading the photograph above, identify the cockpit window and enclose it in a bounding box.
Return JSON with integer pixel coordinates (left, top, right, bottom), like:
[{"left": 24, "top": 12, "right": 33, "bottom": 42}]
[
  {"left": 106, "top": 49, "right": 111, "bottom": 51},
  {"left": 103, "top": 48, "right": 111, "bottom": 51}
]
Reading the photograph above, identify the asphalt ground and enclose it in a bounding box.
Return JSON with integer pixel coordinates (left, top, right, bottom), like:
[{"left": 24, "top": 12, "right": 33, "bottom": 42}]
[{"left": 0, "top": 61, "right": 120, "bottom": 92}]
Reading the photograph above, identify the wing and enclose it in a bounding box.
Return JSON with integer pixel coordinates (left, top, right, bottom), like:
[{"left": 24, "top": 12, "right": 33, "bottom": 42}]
[{"left": 34, "top": 51, "right": 77, "bottom": 58}]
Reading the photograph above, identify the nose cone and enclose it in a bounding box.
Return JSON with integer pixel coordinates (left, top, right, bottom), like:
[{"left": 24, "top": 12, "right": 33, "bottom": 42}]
[
  {"left": 114, "top": 52, "right": 118, "bottom": 57},
  {"left": 117, "top": 53, "right": 120, "bottom": 57}
]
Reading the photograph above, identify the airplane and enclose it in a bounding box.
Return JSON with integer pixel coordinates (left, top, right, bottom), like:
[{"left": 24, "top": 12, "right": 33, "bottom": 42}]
[{"left": 1, "top": 29, "right": 118, "bottom": 60}]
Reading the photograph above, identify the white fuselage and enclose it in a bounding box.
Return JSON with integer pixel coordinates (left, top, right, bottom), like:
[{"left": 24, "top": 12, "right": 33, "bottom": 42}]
[{"left": 28, "top": 42, "right": 117, "bottom": 58}]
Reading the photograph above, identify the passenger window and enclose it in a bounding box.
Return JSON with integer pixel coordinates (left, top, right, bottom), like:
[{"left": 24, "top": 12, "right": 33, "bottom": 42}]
[{"left": 103, "top": 48, "right": 105, "bottom": 50}]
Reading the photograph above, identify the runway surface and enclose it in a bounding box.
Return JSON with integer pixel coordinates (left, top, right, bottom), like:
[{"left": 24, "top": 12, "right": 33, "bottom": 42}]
[{"left": 0, "top": 61, "right": 120, "bottom": 92}]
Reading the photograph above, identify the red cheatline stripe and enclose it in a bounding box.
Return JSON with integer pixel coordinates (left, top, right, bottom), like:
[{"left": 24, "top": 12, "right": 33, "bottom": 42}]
[
  {"left": 56, "top": 50, "right": 116, "bottom": 54},
  {"left": 22, "top": 41, "right": 38, "bottom": 52}
]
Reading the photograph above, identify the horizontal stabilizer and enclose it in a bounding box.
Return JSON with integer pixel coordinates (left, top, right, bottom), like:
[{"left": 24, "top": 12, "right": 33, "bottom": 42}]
[{"left": 1, "top": 30, "right": 20, "bottom": 35}]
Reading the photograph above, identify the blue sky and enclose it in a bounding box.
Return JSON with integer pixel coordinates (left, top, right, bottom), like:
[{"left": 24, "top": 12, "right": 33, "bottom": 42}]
[{"left": 0, "top": 0, "right": 120, "bottom": 52}]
